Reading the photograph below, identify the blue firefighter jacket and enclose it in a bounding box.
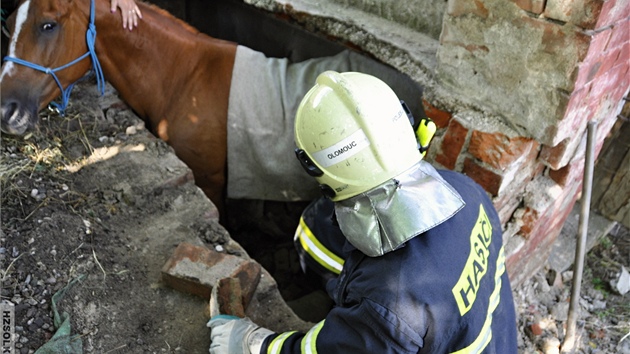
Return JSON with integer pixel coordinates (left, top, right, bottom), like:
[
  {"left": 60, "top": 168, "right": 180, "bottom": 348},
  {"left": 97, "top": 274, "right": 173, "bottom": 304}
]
[{"left": 261, "top": 170, "right": 518, "bottom": 354}]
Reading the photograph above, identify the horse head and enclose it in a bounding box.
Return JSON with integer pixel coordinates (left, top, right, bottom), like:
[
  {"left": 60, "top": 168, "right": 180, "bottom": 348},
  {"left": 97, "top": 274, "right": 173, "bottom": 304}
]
[{"left": 1, "top": 0, "right": 97, "bottom": 135}]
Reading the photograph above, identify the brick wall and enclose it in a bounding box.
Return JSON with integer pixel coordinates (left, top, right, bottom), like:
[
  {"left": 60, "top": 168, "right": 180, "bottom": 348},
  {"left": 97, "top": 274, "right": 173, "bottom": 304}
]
[
  {"left": 432, "top": 0, "right": 629, "bottom": 285},
  {"left": 229, "top": 0, "right": 629, "bottom": 286}
]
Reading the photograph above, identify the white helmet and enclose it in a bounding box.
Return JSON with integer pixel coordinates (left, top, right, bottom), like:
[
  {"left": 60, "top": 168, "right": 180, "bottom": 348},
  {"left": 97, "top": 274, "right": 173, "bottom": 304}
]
[{"left": 294, "top": 71, "right": 422, "bottom": 201}]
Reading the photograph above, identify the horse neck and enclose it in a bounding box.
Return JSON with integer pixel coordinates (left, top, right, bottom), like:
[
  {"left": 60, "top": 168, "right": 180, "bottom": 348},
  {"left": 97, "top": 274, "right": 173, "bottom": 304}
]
[{"left": 90, "top": 0, "right": 237, "bottom": 123}]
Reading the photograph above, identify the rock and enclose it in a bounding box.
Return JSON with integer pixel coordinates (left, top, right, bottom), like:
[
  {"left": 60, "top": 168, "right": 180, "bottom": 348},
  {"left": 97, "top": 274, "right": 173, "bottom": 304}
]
[
  {"left": 542, "top": 337, "right": 560, "bottom": 354},
  {"left": 530, "top": 322, "right": 543, "bottom": 336},
  {"left": 561, "top": 271, "right": 573, "bottom": 283},
  {"left": 550, "top": 302, "right": 569, "bottom": 321},
  {"left": 617, "top": 335, "right": 630, "bottom": 354},
  {"left": 610, "top": 266, "right": 630, "bottom": 295}
]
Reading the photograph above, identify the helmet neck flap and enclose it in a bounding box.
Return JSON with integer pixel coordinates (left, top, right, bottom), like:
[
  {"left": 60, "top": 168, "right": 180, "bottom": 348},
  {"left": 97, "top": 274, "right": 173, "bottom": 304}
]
[{"left": 334, "top": 160, "right": 465, "bottom": 257}]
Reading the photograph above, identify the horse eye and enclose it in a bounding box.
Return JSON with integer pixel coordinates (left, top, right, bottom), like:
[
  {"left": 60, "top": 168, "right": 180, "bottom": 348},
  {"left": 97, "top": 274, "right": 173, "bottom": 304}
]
[{"left": 41, "top": 22, "right": 56, "bottom": 32}]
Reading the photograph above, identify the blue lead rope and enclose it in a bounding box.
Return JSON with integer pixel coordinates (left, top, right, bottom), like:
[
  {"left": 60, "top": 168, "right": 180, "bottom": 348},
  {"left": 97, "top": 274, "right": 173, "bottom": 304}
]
[{"left": 3, "top": 0, "right": 105, "bottom": 114}]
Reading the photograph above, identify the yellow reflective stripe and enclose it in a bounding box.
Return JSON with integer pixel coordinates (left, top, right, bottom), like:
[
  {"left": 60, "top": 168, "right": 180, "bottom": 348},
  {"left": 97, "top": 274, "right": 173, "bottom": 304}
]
[
  {"left": 300, "top": 320, "right": 325, "bottom": 354},
  {"left": 452, "top": 204, "right": 493, "bottom": 316},
  {"left": 450, "top": 246, "right": 507, "bottom": 354},
  {"left": 267, "top": 331, "right": 297, "bottom": 354},
  {"left": 294, "top": 218, "right": 344, "bottom": 275}
]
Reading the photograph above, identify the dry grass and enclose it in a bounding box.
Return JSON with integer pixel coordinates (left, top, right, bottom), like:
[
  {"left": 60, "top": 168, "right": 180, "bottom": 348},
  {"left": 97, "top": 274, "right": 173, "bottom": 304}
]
[{"left": 1, "top": 105, "right": 101, "bottom": 220}]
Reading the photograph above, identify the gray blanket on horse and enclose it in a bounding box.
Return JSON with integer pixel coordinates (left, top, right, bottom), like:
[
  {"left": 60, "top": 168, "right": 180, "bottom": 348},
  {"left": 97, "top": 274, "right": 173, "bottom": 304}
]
[{"left": 227, "top": 45, "right": 422, "bottom": 201}]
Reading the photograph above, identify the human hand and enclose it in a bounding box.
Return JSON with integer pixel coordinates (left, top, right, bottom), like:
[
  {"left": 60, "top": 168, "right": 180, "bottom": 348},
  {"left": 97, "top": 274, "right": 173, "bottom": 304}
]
[
  {"left": 207, "top": 315, "right": 274, "bottom": 354},
  {"left": 110, "top": 0, "right": 142, "bottom": 30}
]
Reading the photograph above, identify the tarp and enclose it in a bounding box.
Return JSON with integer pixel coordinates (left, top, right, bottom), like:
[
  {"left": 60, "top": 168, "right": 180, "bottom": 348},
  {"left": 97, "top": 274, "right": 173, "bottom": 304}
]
[
  {"left": 227, "top": 46, "right": 424, "bottom": 201},
  {"left": 34, "top": 275, "right": 85, "bottom": 354}
]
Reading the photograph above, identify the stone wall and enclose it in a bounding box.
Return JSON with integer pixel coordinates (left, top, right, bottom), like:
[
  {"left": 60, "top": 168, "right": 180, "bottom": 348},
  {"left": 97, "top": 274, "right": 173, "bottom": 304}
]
[
  {"left": 238, "top": 0, "right": 629, "bottom": 286},
  {"left": 332, "top": 0, "right": 447, "bottom": 39}
]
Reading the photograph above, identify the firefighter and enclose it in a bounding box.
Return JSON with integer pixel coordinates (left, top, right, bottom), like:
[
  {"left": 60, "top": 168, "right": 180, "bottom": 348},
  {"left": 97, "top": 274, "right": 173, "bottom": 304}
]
[{"left": 208, "top": 71, "right": 518, "bottom": 354}]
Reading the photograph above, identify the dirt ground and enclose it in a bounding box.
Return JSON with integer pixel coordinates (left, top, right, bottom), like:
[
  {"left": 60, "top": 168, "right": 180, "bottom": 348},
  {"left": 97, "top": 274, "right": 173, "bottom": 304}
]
[{"left": 1, "top": 81, "right": 629, "bottom": 353}]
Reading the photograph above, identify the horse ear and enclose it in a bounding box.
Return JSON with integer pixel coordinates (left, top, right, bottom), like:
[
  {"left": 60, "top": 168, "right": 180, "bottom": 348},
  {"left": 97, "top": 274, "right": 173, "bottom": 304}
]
[{"left": 5, "top": 12, "right": 17, "bottom": 36}]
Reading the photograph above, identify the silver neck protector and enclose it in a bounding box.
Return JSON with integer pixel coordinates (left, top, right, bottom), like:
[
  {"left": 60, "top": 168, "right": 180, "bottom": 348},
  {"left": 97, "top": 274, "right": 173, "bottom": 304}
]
[{"left": 335, "top": 161, "right": 465, "bottom": 257}]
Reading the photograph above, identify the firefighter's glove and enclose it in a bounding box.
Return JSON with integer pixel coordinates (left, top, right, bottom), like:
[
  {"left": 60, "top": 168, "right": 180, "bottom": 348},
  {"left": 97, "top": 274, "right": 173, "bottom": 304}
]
[{"left": 207, "top": 315, "right": 274, "bottom": 354}]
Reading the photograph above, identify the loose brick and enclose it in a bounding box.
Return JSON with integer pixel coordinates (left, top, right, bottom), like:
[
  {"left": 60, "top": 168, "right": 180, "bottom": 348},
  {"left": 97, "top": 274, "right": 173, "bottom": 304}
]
[
  {"left": 229, "top": 260, "right": 262, "bottom": 310},
  {"left": 161, "top": 242, "right": 245, "bottom": 298},
  {"left": 210, "top": 277, "right": 246, "bottom": 318}
]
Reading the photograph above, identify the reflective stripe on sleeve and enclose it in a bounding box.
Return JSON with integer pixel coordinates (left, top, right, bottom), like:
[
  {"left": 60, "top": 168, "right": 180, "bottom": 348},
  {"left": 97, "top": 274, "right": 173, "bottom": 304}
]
[
  {"left": 294, "top": 218, "right": 344, "bottom": 275},
  {"left": 267, "top": 331, "right": 297, "bottom": 354},
  {"left": 450, "top": 246, "right": 507, "bottom": 354},
  {"left": 300, "top": 320, "right": 325, "bottom": 354}
]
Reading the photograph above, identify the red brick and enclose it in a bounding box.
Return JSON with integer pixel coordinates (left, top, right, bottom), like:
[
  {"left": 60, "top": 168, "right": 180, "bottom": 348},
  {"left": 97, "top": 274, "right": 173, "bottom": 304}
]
[
  {"left": 558, "top": 88, "right": 591, "bottom": 141},
  {"left": 435, "top": 119, "right": 468, "bottom": 170},
  {"left": 549, "top": 157, "right": 586, "bottom": 187},
  {"left": 229, "top": 260, "right": 261, "bottom": 310},
  {"left": 422, "top": 99, "right": 452, "bottom": 128},
  {"left": 530, "top": 322, "right": 543, "bottom": 336},
  {"left": 542, "top": 90, "right": 596, "bottom": 169},
  {"left": 597, "top": 46, "right": 623, "bottom": 79},
  {"left": 575, "top": 28, "right": 613, "bottom": 89},
  {"left": 596, "top": 0, "right": 630, "bottom": 28},
  {"left": 436, "top": 119, "right": 469, "bottom": 170},
  {"left": 463, "top": 158, "right": 502, "bottom": 196},
  {"left": 512, "top": 0, "right": 545, "bottom": 14},
  {"left": 614, "top": 41, "right": 629, "bottom": 70},
  {"left": 161, "top": 243, "right": 247, "bottom": 298},
  {"left": 520, "top": 17, "right": 590, "bottom": 59},
  {"left": 591, "top": 62, "right": 629, "bottom": 100},
  {"left": 575, "top": 60, "right": 601, "bottom": 89},
  {"left": 492, "top": 153, "right": 544, "bottom": 224},
  {"left": 468, "top": 131, "right": 540, "bottom": 171},
  {"left": 447, "top": 0, "right": 489, "bottom": 18},
  {"left": 506, "top": 176, "right": 581, "bottom": 285},
  {"left": 494, "top": 192, "right": 522, "bottom": 226},
  {"left": 589, "top": 29, "right": 613, "bottom": 58},
  {"left": 606, "top": 19, "right": 630, "bottom": 51},
  {"left": 517, "top": 207, "right": 537, "bottom": 239},
  {"left": 544, "top": 0, "right": 603, "bottom": 29},
  {"left": 210, "top": 277, "right": 246, "bottom": 318},
  {"left": 541, "top": 139, "right": 570, "bottom": 170}
]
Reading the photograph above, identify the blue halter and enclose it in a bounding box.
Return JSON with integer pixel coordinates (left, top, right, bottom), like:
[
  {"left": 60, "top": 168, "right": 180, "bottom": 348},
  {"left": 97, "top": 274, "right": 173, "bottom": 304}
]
[{"left": 3, "top": 0, "right": 105, "bottom": 114}]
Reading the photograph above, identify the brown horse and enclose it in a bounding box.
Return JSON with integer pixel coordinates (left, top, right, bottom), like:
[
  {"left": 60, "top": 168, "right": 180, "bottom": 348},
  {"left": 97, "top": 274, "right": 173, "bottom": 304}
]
[
  {"left": 1, "top": 0, "right": 427, "bottom": 213},
  {"left": 1, "top": 0, "right": 237, "bottom": 208}
]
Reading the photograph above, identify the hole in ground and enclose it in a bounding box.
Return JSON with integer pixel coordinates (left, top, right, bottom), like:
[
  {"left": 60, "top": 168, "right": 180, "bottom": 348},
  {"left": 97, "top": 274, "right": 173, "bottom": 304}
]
[{"left": 225, "top": 199, "right": 334, "bottom": 323}]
